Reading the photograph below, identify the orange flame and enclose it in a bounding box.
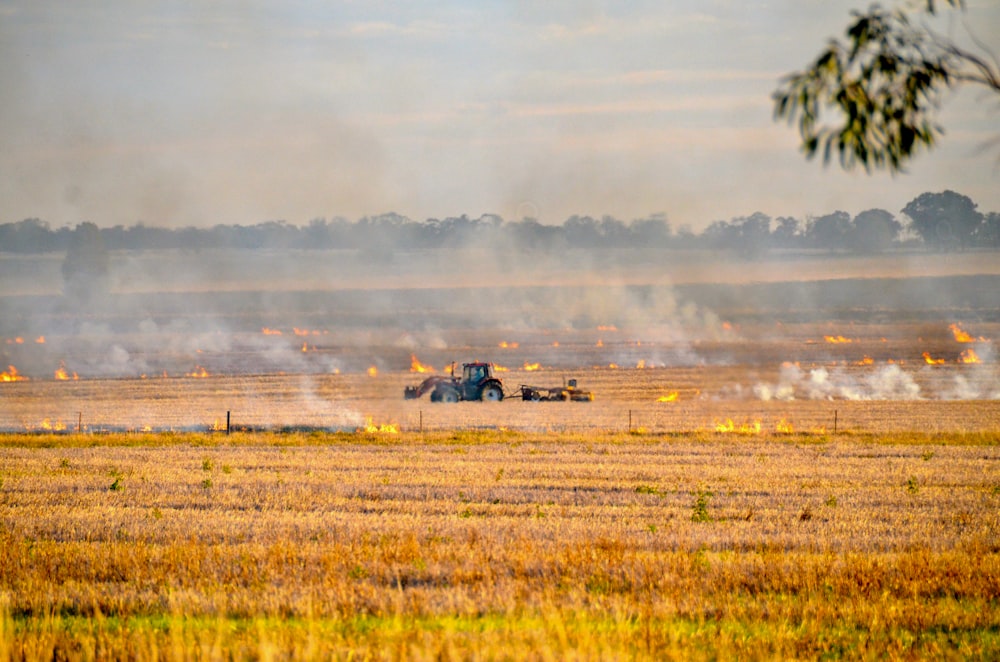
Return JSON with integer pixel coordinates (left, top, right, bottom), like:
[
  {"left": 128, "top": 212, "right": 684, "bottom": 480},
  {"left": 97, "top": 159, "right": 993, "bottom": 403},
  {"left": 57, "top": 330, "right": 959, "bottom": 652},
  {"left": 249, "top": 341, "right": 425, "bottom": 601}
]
[
  {"left": 186, "top": 365, "right": 210, "bottom": 378},
  {"left": 596, "top": 339, "right": 604, "bottom": 347},
  {"left": 775, "top": 418, "right": 794, "bottom": 434},
  {"left": 714, "top": 419, "right": 762, "bottom": 435},
  {"left": 1, "top": 365, "right": 28, "bottom": 382},
  {"left": 498, "top": 341, "right": 519, "bottom": 349},
  {"left": 922, "top": 352, "right": 946, "bottom": 365},
  {"left": 410, "top": 354, "right": 433, "bottom": 373},
  {"left": 301, "top": 342, "right": 309, "bottom": 353},
  {"left": 597, "top": 325, "right": 617, "bottom": 332},
  {"left": 824, "top": 335, "right": 852, "bottom": 344},
  {"left": 54, "top": 362, "right": 78, "bottom": 380},
  {"left": 35, "top": 336, "right": 45, "bottom": 344},
  {"left": 493, "top": 364, "right": 509, "bottom": 372},
  {"left": 949, "top": 323, "right": 975, "bottom": 343},
  {"left": 607, "top": 363, "right": 619, "bottom": 369},
  {"left": 856, "top": 356, "right": 874, "bottom": 366},
  {"left": 523, "top": 362, "right": 541, "bottom": 371},
  {"left": 636, "top": 359, "right": 646, "bottom": 369},
  {"left": 358, "top": 416, "right": 399, "bottom": 434},
  {"left": 262, "top": 327, "right": 283, "bottom": 336},
  {"left": 552, "top": 341, "right": 560, "bottom": 347},
  {"left": 657, "top": 392, "right": 679, "bottom": 402},
  {"left": 367, "top": 365, "right": 378, "bottom": 378},
  {"left": 959, "top": 348, "right": 981, "bottom": 364}
]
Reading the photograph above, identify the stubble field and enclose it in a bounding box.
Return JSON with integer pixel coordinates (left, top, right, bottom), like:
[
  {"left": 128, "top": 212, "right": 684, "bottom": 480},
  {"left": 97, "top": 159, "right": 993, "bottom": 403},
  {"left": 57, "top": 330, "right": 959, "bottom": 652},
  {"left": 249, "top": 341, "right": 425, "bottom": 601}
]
[
  {"left": 1, "top": 431, "right": 998, "bottom": 659},
  {"left": 1, "top": 250, "right": 999, "bottom": 659}
]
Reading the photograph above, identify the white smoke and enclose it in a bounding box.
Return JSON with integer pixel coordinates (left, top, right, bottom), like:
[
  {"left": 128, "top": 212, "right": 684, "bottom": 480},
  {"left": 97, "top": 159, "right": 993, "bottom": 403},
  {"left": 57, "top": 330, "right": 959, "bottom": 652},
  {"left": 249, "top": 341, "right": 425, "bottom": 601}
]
[
  {"left": 755, "top": 363, "right": 921, "bottom": 401},
  {"left": 753, "top": 360, "right": 1000, "bottom": 401}
]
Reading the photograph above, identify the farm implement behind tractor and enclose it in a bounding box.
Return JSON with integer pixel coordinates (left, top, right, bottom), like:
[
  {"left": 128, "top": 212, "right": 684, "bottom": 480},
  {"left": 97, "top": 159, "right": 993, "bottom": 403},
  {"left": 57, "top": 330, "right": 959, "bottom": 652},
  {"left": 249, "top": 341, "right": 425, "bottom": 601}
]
[
  {"left": 516, "top": 378, "right": 594, "bottom": 402},
  {"left": 404, "top": 361, "right": 593, "bottom": 403}
]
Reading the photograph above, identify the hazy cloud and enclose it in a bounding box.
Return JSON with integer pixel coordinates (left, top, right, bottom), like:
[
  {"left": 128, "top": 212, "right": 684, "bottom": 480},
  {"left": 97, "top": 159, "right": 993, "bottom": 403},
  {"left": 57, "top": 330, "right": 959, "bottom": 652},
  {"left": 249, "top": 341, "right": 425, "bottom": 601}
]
[{"left": 1, "top": 1, "right": 997, "bottom": 228}]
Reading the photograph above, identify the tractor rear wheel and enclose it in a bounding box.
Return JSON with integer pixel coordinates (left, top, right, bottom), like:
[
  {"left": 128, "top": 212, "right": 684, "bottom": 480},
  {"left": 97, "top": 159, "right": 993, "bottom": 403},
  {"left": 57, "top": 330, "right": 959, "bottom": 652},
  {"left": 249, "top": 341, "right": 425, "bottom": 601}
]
[{"left": 481, "top": 383, "right": 503, "bottom": 401}]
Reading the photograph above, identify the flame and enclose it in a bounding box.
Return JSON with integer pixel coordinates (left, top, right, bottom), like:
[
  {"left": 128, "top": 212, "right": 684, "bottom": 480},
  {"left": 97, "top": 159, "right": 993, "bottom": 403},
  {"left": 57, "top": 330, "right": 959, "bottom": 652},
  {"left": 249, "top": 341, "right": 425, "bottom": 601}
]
[
  {"left": 54, "top": 362, "right": 78, "bottom": 380},
  {"left": 775, "top": 418, "right": 794, "bottom": 434},
  {"left": 657, "top": 392, "right": 679, "bottom": 402},
  {"left": 262, "top": 327, "right": 283, "bottom": 336},
  {"left": 35, "top": 336, "right": 45, "bottom": 344},
  {"left": 301, "top": 342, "right": 309, "bottom": 353},
  {"left": 596, "top": 339, "right": 604, "bottom": 347},
  {"left": 209, "top": 419, "right": 227, "bottom": 431},
  {"left": 922, "top": 352, "right": 945, "bottom": 366},
  {"left": 39, "top": 418, "right": 67, "bottom": 432},
  {"left": 1, "top": 365, "right": 28, "bottom": 382},
  {"left": 824, "top": 335, "right": 852, "bottom": 344},
  {"left": 856, "top": 356, "right": 874, "bottom": 366},
  {"left": 722, "top": 321, "right": 733, "bottom": 331},
  {"left": 186, "top": 365, "right": 210, "bottom": 378},
  {"left": 636, "top": 359, "right": 646, "bottom": 369},
  {"left": 358, "top": 416, "right": 399, "bottom": 434},
  {"left": 493, "top": 365, "right": 509, "bottom": 372},
  {"left": 714, "top": 419, "right": 762, "bottom": 435},
  {"left": 499, "top": 341, "right": 519, "bottom": 349},
  {"left": 523, "top": 362, "right": 540, "bottom": 371},
  {"left": 410, "top": 354, "right": 434, "bottom": 373},
  {"left": 552, "top": 341, "right": 559, "bottom": 347},
  {"left": 367, "top": 365, "right": 378, "bottom": 378},
  {"left": 597, "top": 325, "right": 617, "bottom": 332},
  {"left": 959, "top": 348, "right": 981, "bottom": 364},
  {"left": 949, "top": 323, "right": 975, "bottom": 343}
]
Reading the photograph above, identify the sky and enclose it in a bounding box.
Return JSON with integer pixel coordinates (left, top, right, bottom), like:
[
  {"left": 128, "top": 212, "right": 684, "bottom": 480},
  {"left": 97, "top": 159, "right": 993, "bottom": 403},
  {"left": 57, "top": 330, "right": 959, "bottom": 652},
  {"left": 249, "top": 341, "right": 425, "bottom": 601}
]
[{"left": 1, "top": 1, "right": 998, "bottom": 231}]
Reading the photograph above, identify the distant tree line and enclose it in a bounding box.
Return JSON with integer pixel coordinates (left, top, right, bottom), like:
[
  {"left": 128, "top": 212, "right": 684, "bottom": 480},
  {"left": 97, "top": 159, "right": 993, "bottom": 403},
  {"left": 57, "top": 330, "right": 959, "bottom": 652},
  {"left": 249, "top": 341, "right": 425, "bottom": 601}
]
[{"left": 2, "top": 190, "right": 997, "bottom": 257}]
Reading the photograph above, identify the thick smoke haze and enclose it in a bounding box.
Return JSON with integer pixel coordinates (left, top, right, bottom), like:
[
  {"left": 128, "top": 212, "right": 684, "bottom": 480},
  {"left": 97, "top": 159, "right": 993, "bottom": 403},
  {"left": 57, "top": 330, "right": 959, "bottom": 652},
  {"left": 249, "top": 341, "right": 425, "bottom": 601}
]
[{"left": 2, "top": 3, "right": 999, "bottom": 430}]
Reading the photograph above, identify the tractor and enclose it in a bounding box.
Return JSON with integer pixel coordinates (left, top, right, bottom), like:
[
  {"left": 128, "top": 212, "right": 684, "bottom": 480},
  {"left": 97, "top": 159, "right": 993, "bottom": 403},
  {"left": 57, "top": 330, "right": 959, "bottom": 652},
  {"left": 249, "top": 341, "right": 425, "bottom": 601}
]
[{"left": 404, "top": 361, "right": 505, "bottom": 403}]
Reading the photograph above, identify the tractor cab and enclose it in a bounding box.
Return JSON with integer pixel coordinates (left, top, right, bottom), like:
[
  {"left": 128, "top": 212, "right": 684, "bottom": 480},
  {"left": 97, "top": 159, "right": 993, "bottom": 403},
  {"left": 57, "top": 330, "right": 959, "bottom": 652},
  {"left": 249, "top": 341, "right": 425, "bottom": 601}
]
[{"left": 461, "top": 362, "right": 491, "bottom": 400}]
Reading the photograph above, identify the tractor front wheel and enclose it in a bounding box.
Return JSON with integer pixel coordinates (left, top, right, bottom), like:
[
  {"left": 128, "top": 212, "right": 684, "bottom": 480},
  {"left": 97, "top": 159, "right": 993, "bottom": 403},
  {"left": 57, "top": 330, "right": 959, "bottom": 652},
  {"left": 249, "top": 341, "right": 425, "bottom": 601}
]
[{"left": 438, "top": 388, "right": 460, "bottom": 403}]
